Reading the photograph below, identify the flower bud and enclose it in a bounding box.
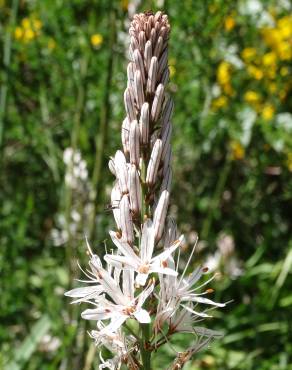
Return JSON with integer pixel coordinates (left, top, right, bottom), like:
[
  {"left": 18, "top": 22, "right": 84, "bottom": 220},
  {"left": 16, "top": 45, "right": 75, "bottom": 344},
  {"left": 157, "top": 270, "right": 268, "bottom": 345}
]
[
  {"left": 120, "top": 194, "right": 134, "bottom": 245},
  {"left": 108, "top": 157, "right": 116, "bottom": 176},
  {"left": 124, "top": 87, "right": 136, "bottom": 122},
  {"left": 115, "top": 150, "right": 128, "bottom": 194},
  {"left": 134, "top": 70, "right": 145, "bottom": 109},
  {"left": 121, "top": 117, "right": 130, "bottom": 155},
  {"left": 154, "top": 36, "right": 163, "bottom": 58},
  {"left": 138, "top": 31, "right": 146, "bottom": 52},
  {"left": 158, "top": 49, "right": 168, "bottom": 79},
  {"left": 127, "top": 62, "right": 135, "bottom": 90},
  {"left": 139, "top": 103, "right": 149, "bottom": 145},
  {"left": 153, "top": 190, "right": 170, "bottom": 241},
  {"left": 133, "top": 49, "right": 145, "bottom": 83},
  {"left": 129, "top": 120, "right": 140, "bottom": 167},
  {"left": 161, "top": 121, "right": 172, "bottom": 161},
  {"left": 151, "top": 84, "right": 165, "bottom": 122},
  {"left": 161, "top": 98, "right": 174, "bottom": 129},
  {"left": 146, "top": 139, "right": 162, "bottom": 186},
  {"left": 144, "top": 40, "right": 152, "bottom": 70},
  {"left": 129, "top": 165, "right": 141, "bottom": 215},
  {"left": 146, "top": 56, "right": 158, "bottom": 95},
  {"left": 111, "top": 182, "right": 121, "bottom": 229}
]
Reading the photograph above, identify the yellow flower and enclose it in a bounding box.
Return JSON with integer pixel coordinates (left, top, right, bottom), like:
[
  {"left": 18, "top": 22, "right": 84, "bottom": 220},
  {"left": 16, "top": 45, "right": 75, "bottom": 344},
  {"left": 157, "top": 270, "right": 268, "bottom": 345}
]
[
  {"left": 230, "top": 141, "right": 245, "bottom": 160},
  {"left": 223, "top": 83, "right": 234, "bottom": 96},
  {"left": 280, "top": 66, "right": 289, "bottom": 76},
  {"left": 169, "top": 65, "right": 176, "bottom": 78},
  {"left": 247, "top": 65, "right": 263, "bottom": 80},
  {"left": 262, "top": 52, "right": 277, "bottom": 67},
  {"left": 121, "top": 0, "right": 129, "bottom": 10},
  {"left": 33, "top": 19, "right": 42, "bottom": 31},
  {"left": 277, "top": 16, "right": 292, "bottom": 39},
  {"left": 23, "top": 28, "right": 35, "bottom": 42},
  {"left": 14, "top": 26, "right": 23, "bottom": 40},
  {"left": 261, "top": 28, "right": 282, "bottom": 48},
  {"left": 21, "top": 17, "right": 31, "bottom": 29},
  {"left": 268, "top": 83, "right": 277, "bottom": 93},
  {"left": 217, "top": 61, "right": 232, "bottom": 85},
  {"left": 224, "top": 16, "right": 235, "bottom": 32},
  {"left": 48, "top": 38, "right": 56, "bottom": 50},
  {"left": 277, "top": 41, "right": 292, "bottom": 61},
  {"left": 241, "top": 47, "right": 257, "bottom": 61},
  {"left": 91, "top": 33, "right": 103, "bottom": 48},
  {"left": 261, "top": 104, "right": 275, "bottom": 120},
  {"left": 266, "top": 65, "right": 277, "bottom": 79},
  {"left": 279, "top": 86, "right": 288, "bottom": 101},
  {"left": 244, "top": 90, "right": 261, "bottom": 104},
  {"left": 212, "top": 96, "right": 228, "bottom": 110}
]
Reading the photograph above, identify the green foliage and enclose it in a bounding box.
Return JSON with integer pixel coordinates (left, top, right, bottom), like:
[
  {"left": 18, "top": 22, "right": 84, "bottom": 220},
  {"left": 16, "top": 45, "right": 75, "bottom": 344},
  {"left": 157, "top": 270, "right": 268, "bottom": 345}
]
[{"left": 1, "top": 0, "right": 291, "bottom": 369}]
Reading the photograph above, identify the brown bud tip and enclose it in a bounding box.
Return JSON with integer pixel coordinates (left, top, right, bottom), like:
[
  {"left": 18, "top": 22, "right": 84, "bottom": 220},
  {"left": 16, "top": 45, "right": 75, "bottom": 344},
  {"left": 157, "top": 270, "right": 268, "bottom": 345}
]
[
  {"left": 202, "top": 267, "right": 209, "bottom": 273},
  {"left": 206, "top": 288, "right": 214, "bottom": 294},
  {"left": 116, "top": 230, "right": 122, "bottom": 239}
]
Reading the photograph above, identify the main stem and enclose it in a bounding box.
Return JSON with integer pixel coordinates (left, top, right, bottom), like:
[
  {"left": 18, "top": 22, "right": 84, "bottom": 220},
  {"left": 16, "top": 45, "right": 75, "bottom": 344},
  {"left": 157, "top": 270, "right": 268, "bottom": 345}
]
[{"left": 140, "top": 151, "right": 151, "bottom": 369}]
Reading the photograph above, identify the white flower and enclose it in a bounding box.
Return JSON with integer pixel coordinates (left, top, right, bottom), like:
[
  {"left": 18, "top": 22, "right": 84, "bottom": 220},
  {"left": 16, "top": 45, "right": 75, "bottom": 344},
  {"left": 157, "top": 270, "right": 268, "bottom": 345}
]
[
  {"left": 105, "top": 219, "right": 184, "bottom": 286},
  {"left": 66, "top": 241, "right": 154, "bottom": 334},
  {"left": 154, "top": 243, "right": 226, "bottom": 334}
]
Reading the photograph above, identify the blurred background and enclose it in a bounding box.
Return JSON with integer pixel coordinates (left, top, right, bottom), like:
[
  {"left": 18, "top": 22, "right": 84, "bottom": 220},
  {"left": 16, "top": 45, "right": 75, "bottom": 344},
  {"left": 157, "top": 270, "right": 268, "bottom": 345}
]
[{"left": 1, "top": 0, "right": 292, "bottom": 369}]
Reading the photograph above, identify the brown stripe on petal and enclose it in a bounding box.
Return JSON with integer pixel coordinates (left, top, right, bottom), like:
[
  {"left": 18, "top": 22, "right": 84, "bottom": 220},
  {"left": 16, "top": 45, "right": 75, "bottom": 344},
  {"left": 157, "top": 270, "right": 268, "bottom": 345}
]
[
  {"left": 146, "top": 139, "right": 162, "bottom": 186},
  {"left": 146, "top": 56, "right": 158, "bottom": 95},
  {"left": 133, "top": 49, "right": 145, "bottom": 83},
  {"left": 139, "top": 103, "right": 149, "bottom": 145},
  {"left": 134, "top": 70, "right": 145, "bottom": 109},
  {"left": 124, "top": 87, "right": 136, "bottom": 122},
  {"left": 129, "top": 120, "right": 140, "bottom": 167},
  {"left": 151, "top": 84, "right": 165, "bottom": 122},
  {"left": 144, "top": 40, "right": 152, "bottom": 70},
  {"left": 120, "top": 195, "right": 134, "bottom": 245}
]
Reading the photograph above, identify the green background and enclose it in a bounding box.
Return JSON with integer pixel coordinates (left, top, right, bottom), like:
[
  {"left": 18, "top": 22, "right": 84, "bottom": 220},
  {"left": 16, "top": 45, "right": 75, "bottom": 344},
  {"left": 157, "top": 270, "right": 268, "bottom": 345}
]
[{"left": 1, "top": 0, "right": 292, "bottom": 369}]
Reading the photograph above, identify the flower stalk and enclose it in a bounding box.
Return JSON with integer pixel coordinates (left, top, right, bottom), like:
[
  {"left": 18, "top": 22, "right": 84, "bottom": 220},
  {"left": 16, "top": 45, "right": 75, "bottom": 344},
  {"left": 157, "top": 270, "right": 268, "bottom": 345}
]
[{"left": 65, "top": 10, "right": 226, "bottom": 370}]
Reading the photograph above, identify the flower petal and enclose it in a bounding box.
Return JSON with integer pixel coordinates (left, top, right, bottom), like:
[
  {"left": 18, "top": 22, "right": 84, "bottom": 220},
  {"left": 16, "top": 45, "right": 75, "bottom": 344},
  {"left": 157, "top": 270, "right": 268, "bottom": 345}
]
[
  {"left": 109, "top": 230, "right": 140, "bottom": 264},
  {"left": 81, "top": 307, "right": 114, "bottom": 321},
  {"left": 104, "top": 254, "right": 137, "bottom": 270},
  {"left": 133, "top": 308, "right": 151, "bottom": 323},
  {"left": 136, "top": 273, "right": 148, "bottom": 286},
  {"left": 140, "top": 219, "right": 155, "bottom": 262}
]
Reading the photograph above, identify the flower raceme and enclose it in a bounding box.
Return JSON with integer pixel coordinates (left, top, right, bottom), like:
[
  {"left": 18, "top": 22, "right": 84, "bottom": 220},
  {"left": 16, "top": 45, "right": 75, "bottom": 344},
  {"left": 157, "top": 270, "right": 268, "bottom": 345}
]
[{"left": 66, "top": 11, "right": 226, "bottom": 369}]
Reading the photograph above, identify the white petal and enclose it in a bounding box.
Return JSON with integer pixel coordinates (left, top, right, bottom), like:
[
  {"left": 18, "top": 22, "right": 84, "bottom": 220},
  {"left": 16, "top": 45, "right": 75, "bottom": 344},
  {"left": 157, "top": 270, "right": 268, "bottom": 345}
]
[
  {"left": 104, "top": 254, "right": 137, "bottom": 270},
  {"left": 133, "top": 308, "right": 151, "bottom": 323},
  {"left": 186, "top": 296, "right": 226, "bottom": 307},
  {"left": 140, "top": 219, "right": 155, "bottom": 262},
  {"left": 181, "top": 304, "right": 212, "bottom": 318},
  {"left": 123, "top": 269, "right": 135, "bottom": 301},
  {"left": 137, "top": 282, "right": 154, "bottom": 307},
  {"left": 150, "top": 266, "right": 178, "bottom": 276},
  {"left": 81, "top": 307, "right": 114, "bottom": 321},
  {"left": 151, "top": 235, "right": 184, "bottom": 263},
  {"left": 101, "top": 314, "right": 128, "bottom": 333},
  {"left": 109, "top": 230, "right": 140, "bottom": 264},
  {"left": 65, "top": 285, "right": 102, "bottom": 298},
  {"left": 136, "top": 273, "right": 148, "bottom": 286},
  {"left": 89, "top": 262, "right": 127, "bottom": 306}
]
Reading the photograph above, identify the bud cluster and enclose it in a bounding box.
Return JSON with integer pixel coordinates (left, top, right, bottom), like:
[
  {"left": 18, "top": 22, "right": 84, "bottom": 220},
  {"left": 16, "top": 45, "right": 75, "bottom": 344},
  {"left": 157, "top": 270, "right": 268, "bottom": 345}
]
[
  {"left": 66, "top": 11, "right": 225, "bottom": 370},
  {"left": 110, "top": 11, "right": 173, "bottom": 247}
]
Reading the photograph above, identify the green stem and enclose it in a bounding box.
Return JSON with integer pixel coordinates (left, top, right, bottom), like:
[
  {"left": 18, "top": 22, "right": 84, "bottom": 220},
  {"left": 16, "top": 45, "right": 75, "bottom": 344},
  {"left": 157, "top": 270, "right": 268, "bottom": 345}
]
[
  {"left": 140, "top": 323, "right": 151, "bottom": 370},
  {"left": 0, "top": 0, "right": 19, "bottom": 149}
]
